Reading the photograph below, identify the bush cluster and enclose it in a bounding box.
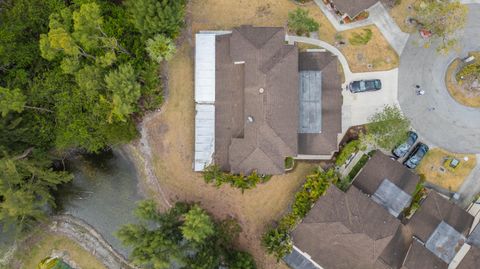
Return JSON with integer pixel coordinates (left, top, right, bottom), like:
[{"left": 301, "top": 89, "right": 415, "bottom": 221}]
[
  {"left": 287, "top": 8, "right": 320, "bottom": 37},
  {"left": 335, "top": 140, "right": 362, "bottom": 166},
  {"left": 262, "top": 168, "right": 337, "bottom": 260},
  {"left": 203, "top": 165, "right": 272, "bottom": 192}
]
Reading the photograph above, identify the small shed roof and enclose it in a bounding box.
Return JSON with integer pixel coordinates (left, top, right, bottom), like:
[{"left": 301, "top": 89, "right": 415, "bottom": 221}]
[
  {"left": 194, "top": 104, "right": 215, "bottom": 171},
  {"left": 195, "top": 33, "right": 217, "bottom": 103}
]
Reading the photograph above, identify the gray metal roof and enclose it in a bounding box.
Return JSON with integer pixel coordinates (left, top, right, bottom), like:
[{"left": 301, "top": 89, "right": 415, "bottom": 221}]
[
  {"left": 194, "top": 104, "right": 215, "bottom": 171},
  {"left": 284, "top": 246, "right": 322, "bottom": 269},
  {"left": 425, "top": 221, "right": 467, "bottom": 264},
  {"left": 371, "top": 179, "right": 412, "bottom": 218},
  {"left": 195, "top": 33, "right": 217, "bottom": 103},
  {"left": 298, "top": 71, "right": 322, "bottom": 134}
]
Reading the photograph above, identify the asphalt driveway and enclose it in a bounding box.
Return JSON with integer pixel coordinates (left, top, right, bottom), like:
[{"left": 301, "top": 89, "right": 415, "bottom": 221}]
[{"left": 398, "top": 4, "right": 480, "bottom": 154}]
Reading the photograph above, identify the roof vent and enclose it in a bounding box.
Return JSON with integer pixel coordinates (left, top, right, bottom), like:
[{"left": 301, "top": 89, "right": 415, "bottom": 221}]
[
  {"left": 247, "top": 116, "right": 254, "bottom": 123},
  {"left": 259, "top": 88, "right": 264, "bottom": 94}
]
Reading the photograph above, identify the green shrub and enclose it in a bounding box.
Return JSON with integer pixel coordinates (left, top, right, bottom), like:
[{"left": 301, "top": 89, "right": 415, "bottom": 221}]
[
  {"left": 262, "top": 167, "right": 337, "bottom": 260},
  {"left": 335, "top": 140, "right": 361, "bottom": 166},
  {"left": 288, "top": 8, "right": 320, "bottom": 37},
  {"left": 285, "top": 157, "right": 295, "bottom": 170},
  {"left": 335, "top": 154, "right": 369, "bottom": 191},
  {"left": 348, "top": 28, "right": 373, "bottom": 45},
  {"left": 456, "top": 63, "right": 480, "bottom": 81},
  {"left": 202, "top": 165, "right": 271, "bottom": 192}
]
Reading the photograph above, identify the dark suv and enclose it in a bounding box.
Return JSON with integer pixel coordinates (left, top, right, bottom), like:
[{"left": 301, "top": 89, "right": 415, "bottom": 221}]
[
  {"left": 392, "top": 131, "right": 418, "bottom": 159},
  {"left": 348, "top": 79, "right": 382, "bottom": 93},
  {"left": 403, "top": 143, "right": 429, "bottom": 169}
]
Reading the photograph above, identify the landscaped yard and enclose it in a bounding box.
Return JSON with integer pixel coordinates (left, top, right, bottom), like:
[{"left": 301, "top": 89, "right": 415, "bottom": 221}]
[
  {"left": 137, "top": 1, "right": 401, "bottom": 267},
  {"left": 416, "top": 148, "right": 477, "bottom": 192},
  {"left": 143, "top": 42, "right": 316, "bottom": 269},
  {"left": 190, "top": 0, "right": 398, "bottom": 73},
  {"left": 445, "top": 53, "right": 480, "bottom": 108},
  {"left": 338, "top": 25, "right": 399, "bottom": 72},
  {"left": 11, "top": 229, "right": 105, "bottom": 269}
]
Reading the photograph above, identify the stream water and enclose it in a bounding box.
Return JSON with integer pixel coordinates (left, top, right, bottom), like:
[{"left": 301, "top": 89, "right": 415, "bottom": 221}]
[{"left": 54, "top": 149, "right": 145, "bottom": 257}]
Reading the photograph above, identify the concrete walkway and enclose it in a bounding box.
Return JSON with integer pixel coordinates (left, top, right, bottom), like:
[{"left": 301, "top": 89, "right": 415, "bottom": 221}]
[{"left": 313, "top": 0, "right": 409, "bottom": 54}]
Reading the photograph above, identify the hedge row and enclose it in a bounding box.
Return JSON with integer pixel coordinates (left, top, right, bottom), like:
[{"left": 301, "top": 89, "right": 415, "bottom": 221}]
[
  {"left": 202, "top": 165, "right": 272, "bottom": 192},
  {"left": 262, "top": 168, "right": 337, "bottom": 260}
]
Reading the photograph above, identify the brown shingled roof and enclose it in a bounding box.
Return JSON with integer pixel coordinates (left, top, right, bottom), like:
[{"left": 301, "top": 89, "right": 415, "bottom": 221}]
[
  {"left": 297, "top": 52, "right": 342, "bottom": 155},
  {"left": 214, "top": 26, "right": 299, "bottom": 175},
  {"left": 292, "top": 186, "right": 400, "bottom": 269},
  {"left": 332, "top": 0, "right": 379, "bottom": 18},
  {"left": 408, "top": 191, "right": 474, "bottom": 242},
  {"left": 402, "top": 240, "right": 448, "bottom": 269},
  {"left": 353, "top": 151, "right": 420, "bottom": 195}
]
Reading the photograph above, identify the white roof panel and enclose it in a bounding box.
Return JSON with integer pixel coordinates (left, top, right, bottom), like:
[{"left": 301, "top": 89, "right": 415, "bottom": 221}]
[
  {"left": 195, "top": 33, "right": 216, "bottom": 103},
  {"left": 194, "top": 104, "right": 215, "bottom": 171}
]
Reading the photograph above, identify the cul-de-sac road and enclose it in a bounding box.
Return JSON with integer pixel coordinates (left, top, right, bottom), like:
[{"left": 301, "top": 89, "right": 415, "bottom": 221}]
[{"left": 398, "top": 4, "right": 480, "bottom": 154}]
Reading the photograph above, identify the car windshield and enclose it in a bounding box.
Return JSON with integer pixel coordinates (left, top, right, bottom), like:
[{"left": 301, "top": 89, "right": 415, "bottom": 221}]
[{"left": 360, "top": 81, "right": 366, "bottom": 90}]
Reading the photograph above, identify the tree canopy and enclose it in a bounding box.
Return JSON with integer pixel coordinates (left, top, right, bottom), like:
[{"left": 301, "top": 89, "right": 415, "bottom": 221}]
[
  {"left": 365, "top": 105, "right": 410, "bottom": 150},
  {"left": 287, "top": 8, "right": 319, "bottom": 37},
  {"left": 0, "top": 0, "right": 185, "bottom": 233},
  {"left": 117, "top": 200, "right": 257, "bottom": 269}
]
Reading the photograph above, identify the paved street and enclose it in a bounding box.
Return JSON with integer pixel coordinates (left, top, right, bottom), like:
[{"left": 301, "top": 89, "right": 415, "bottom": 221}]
[{"left": 398, "top": 4, "right": 480, "bottom": 153}]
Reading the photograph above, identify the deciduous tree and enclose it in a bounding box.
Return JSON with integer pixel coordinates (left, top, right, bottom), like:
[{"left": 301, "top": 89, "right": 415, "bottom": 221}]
[
  {"left": 366, "top": 105, "right": 410, "bottom": 150},
  {"left": 145, "top": 35, "right": 176, "bottom": 63}
]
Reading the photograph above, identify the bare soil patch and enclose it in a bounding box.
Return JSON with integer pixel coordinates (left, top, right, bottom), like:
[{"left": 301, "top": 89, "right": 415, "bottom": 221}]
[{"left": 388, "top": 0, "right": 419, "bottom": 33}]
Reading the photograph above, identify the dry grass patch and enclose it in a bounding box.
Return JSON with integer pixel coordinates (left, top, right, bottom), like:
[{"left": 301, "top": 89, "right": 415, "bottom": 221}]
[
  {"left": 389, "top": 0, "right": 419, "bottom": 33},
  {"left": 416, "top": 148, "right": 476, "bottom": 192},
  {"left": 338, "top": 25, "right": 399, "bottom": 72},
  {"left": 13, "top": 229, "right": 105, "bottom": 269},
  {"left": 190, "top": 0, "right": 397, "bottom": 72}
]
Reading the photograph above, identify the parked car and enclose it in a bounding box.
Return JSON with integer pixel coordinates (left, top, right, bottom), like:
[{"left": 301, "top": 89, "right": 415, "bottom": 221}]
[
  {"left": 403, "top": 143, "right": 429, "bottom": 169},
  {"left": 348, "top": 79, "right": 382, "bottom": 93},
  {"left": 392, "top": 131, "right": 418, "bottom": 159}
]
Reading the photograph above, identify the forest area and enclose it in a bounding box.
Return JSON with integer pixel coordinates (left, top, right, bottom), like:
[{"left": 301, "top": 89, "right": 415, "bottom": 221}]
[{"left": 0, "top": 0, "right": 186, "bottom": 233}]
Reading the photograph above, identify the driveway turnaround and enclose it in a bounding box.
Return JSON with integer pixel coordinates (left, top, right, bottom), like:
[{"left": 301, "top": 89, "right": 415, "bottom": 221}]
[{"left": 398, "top": 4, "right": 480, "bottom": 153}]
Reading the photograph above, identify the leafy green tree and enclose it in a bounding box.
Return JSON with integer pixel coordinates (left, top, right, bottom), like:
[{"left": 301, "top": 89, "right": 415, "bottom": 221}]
[
  {"left": 0, "top": 87, "right": 26, "bottom": 117},
  {"left": 104, "top": 64, "right": 142, "bottom": 122},
  {"left": 262, "top": 227, "right": 293, "bottom": 261},
  {"left": 415, "top": 0, "right": 467, "bottom": 54},
  {"left": 117, "top": 201, "right": 256, "bottom": 269},
  {"left": 366, "top": 105, "right": 410, "bottom": 150},
  {"left": 0, "top": 152, "right": 72, "bottom": 231},
  {"left": 181, "top": 205, "right": 215, "bottom": 243},
  {"left": 146, "top": 35, "right": 176, "bottom": 63},
  {"left": 287, "top": 8, "right": 319, "bottom": 37},
  {"left": 125, "top": 0, "right": 187, "bottom": 39}
]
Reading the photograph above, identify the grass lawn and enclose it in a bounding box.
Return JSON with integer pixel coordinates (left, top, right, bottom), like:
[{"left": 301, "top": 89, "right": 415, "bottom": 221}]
[
  {"left": 416, "top": 148, "right": 476, "bottom": 192},
  {"left": 338, "top": 25, "right": 399, "bottom": 72},
  {"left": 388, "top": 0, "right": 419, "bottom": 33},
  {"left": 12, "top": 229, "right": 105, "bottom": 269}
]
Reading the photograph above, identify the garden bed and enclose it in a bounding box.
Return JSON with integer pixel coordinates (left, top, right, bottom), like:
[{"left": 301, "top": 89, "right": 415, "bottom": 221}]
[{"left": 445, "top": 54, "right": 480, "bottom": 108}]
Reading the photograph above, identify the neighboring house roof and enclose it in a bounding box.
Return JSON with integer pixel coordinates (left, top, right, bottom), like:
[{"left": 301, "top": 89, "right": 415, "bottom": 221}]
[
  {"left": 408, "top": 191, "right": 474, "bottom": 243},
  {"left": 354, "top": 151, "right": 420, "bottom": 196},
  {"left": 377, "top": 225, "right": 414, "bottom": 269},
  {"left": 213, "top": 26, "right": 299, "bottom": 175},
  {"left": 290, "top": 186, "right": 400, "bottom": 269},
  {"left": 425, "top": 221, "right": 467, "bottom": 263},
  {"left": 402, "top": 240, "right": 448, "bottom": 269},
  {"left": 297, "top": 52, "right": 342, "bottom": 156},
  {"left": 332, "top": 0, "right": 378, "bottom": 18},
  {"left": 457, "top": 246, "right": 480, "bottom": 269}
]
